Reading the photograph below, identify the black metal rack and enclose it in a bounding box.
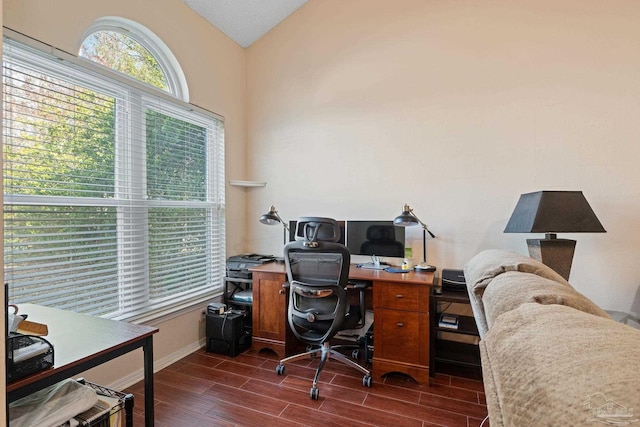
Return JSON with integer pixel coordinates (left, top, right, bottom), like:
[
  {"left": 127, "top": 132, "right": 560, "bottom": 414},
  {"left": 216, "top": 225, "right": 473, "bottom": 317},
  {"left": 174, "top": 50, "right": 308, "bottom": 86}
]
[
  {"left": 75, "top": 378, "right": 134, "bottom": 427},
  {"left": 429, "top": 287, "right": 482, "bottom": 379}
]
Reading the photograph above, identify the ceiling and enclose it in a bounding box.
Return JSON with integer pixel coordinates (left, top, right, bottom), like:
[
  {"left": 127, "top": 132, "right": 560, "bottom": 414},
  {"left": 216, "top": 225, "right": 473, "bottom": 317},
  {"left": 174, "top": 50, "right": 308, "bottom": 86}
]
[{"left": 182, "top": 0, "right": 308, "bottom": 48}]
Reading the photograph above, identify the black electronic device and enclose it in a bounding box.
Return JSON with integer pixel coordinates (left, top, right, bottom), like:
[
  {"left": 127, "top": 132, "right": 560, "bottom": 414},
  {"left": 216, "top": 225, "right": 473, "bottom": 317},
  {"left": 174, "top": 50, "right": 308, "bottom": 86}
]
[
  {"left": 207, "top": 302, "right": 226, "bottom": 315},
  {"left": 441, "top": 269, "right": 467, "bottom": 292},
  {"left": 346, "top": 220, "right": 405, "bottom": 258},
  {"left": 206, "top": 311, "right": 251, "bottom": 357},
  {"left": 226, "top": 254, "right": 276, "bottom": 279}
]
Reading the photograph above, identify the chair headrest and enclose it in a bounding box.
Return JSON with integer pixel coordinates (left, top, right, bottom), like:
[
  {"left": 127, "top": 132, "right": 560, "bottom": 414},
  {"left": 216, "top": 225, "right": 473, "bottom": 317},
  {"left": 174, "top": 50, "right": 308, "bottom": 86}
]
[
  {"left": 294, "top": 217, "right": 341, "bottom": 243},
  {"left": 365, "top": 225, "right": 396, "bottom": 242}
]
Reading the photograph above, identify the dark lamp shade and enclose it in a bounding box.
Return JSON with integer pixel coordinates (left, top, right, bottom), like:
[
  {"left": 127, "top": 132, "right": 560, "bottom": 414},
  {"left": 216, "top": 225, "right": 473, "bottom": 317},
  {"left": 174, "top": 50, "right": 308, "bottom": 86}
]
[
  {"left": 259, "top": 206, "right": 283, "bottom": 226},
  {"left": 259, "top": 213, "right": 281, "bottom": 225},
  {"left": 393, "top": 211, "right": 417, "bottom": 227},
  {"left": 504, "top": 191, "right": 606, "bottom": 234}
]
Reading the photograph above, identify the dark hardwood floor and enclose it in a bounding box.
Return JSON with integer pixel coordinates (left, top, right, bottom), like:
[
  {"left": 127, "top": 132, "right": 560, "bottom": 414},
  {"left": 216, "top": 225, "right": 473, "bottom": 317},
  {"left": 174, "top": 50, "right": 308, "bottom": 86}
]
[{"left": 125, "top": 348, "right": 488, "bottom": 427}]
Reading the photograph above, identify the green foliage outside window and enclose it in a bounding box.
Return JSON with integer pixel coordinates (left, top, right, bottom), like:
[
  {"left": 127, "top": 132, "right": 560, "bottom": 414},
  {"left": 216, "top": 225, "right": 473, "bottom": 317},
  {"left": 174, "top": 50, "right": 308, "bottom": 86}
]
[{"left": 80, "top": 31, "right": 169, "bottom": 91}]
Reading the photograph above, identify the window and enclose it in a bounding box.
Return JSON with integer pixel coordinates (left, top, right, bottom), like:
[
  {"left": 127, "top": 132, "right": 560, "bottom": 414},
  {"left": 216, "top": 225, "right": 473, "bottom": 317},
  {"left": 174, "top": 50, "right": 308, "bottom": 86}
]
[
  {"left": 80, "top": 30, "right": 169, "bottom": 92},
  {"left": 78, "top": 16, "right": 189, "bottom": 101},
  {"left": 3, "top": 28, "right": 225, "bottom": 320}
]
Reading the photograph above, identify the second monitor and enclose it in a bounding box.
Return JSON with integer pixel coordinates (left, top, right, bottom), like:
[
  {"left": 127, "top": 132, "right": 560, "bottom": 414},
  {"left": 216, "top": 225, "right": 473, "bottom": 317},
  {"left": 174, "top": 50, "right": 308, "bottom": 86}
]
[{"left": 346, "top": 220, "right": 405, "bottom": 258}]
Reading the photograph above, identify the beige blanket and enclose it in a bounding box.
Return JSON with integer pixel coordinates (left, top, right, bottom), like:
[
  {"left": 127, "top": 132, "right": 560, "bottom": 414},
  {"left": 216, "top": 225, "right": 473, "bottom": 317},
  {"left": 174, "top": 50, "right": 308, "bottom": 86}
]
[
  {"left": 482, "top": 271, "right": 609, "bottom": 330},
  {"left": 481, "top": 303, "right": 640, "bottom": 427},
  {"left": 464, "top": 249, "right": 570, "bottom": 337}
]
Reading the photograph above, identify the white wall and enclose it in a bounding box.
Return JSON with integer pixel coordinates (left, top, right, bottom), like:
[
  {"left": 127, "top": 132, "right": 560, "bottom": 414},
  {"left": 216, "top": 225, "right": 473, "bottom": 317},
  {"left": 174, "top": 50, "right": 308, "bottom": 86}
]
[{"left": 246, "top": 0, "right": 640, "bottom": 316}]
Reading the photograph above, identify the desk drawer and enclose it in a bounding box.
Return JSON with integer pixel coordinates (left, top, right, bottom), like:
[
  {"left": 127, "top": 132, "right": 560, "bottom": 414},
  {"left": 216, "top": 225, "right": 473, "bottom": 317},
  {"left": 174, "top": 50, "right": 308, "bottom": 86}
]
[
  {"left": 375, "top": 308, "right": 428, "bottom": 365},
  {"left": 376, "top": 282, "right": 426, "bottom": 311}
]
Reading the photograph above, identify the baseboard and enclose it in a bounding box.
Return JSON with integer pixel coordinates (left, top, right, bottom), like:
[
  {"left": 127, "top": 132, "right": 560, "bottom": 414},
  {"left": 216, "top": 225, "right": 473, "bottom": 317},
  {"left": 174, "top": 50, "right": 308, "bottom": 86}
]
[{"left": 106, "top": 338, "right": 206, "bottom": 391}]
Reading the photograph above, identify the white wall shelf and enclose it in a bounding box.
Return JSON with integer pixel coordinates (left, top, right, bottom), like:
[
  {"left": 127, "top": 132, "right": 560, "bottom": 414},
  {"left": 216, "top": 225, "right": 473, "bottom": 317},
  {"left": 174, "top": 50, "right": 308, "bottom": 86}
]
[{"left": 228, "top": 180, "right": 267, "bottom": 188}]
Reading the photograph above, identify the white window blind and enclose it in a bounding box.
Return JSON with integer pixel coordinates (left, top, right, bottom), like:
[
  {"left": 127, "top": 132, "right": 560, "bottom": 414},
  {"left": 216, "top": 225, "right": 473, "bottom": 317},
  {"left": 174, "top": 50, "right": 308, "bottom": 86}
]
[{"left": 3, "top": 35, "right": 226, "bottom": 320}]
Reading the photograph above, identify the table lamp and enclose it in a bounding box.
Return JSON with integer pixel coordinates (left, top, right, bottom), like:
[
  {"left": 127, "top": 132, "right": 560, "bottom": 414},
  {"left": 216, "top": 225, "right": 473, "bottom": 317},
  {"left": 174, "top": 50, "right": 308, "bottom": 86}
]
[
  {"left": 504, "top": 190, "right": 606, "bottom": 280},
  {"left": 393, "top": 203, "right": 436, "bottom": 270},
  {"left": 259, "top": 205, "right": 290, "bottom": 244}
]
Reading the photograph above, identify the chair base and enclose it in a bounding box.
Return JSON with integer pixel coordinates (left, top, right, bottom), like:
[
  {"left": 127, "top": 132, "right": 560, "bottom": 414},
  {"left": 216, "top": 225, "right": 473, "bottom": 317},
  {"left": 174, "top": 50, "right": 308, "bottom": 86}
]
[{"left": 276, "top": 341, "right": 372, "bottom": 399}]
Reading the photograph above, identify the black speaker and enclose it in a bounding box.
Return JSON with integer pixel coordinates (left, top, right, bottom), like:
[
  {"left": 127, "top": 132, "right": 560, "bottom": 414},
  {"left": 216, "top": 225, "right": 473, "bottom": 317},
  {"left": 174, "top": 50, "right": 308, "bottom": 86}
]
[{"left": 206, "top": 311, "right": 251, "bottom": 357}]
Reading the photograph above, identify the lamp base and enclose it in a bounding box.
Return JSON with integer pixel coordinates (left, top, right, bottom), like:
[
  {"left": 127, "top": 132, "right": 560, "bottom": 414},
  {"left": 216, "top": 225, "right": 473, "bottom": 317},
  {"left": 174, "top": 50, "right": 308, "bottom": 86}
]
[{"left": 526, "top": 238, "right": 576, "bottom": 281}]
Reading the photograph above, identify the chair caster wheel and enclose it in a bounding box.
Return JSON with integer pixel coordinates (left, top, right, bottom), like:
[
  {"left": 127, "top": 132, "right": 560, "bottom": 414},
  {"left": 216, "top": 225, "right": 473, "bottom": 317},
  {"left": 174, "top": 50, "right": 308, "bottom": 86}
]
[
  {"left": 276, "top": 364, "right": 285, "bottom": 375},
  {"left": 363, "top": 375, "right": 372, "bottom": 388},
  {"left": 310, "top": 387, "right": 319, "bottom": 400},
  {"left": 352, "top": 349, "right": 360, "bottom": 359}
]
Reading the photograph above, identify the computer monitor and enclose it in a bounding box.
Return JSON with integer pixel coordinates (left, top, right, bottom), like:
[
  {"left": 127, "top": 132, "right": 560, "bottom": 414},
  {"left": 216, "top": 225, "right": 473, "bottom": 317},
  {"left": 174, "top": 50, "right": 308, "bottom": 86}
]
[{"left": 346, "top": 220, "right": 405, "bottom": 258}]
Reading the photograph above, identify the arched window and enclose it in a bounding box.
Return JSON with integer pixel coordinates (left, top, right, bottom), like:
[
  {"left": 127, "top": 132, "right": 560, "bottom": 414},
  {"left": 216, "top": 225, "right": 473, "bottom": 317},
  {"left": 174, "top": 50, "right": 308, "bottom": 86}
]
[
  {"left": 79, "top": 17, "right": 189, "bottom": 101},
  {"left": 3, "top": 21, "right": 224, "bottom": 321}
]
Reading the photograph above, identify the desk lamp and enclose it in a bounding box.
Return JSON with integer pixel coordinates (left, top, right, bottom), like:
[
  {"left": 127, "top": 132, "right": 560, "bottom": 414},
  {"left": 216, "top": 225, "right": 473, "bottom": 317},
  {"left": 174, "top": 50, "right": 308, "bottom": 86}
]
[
  {"left": 393, "top": 204, "right": 436, "bottom": 271},
  {"left": 504, "top": 190, "right": 606, "bottom": 280},
  {"left": 259, "top": 205, "right": 290, "bottom": 244}
]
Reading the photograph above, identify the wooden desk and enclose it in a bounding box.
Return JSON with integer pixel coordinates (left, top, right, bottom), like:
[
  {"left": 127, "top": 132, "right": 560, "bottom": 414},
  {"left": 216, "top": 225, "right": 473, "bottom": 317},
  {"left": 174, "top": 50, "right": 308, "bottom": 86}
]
[
  {"left": 250, "top": 263, "right": 434, "bottom": 383},
  {"left": 6, "top": 304, "right": 158, "bottom": 427}
]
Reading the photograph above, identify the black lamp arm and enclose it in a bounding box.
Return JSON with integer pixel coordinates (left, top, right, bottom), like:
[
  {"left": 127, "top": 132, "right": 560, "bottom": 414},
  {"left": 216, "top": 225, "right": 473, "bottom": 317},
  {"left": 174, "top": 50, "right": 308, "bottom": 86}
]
[{"left": 409, "top": 208, "right": 435, "bottom": 238}]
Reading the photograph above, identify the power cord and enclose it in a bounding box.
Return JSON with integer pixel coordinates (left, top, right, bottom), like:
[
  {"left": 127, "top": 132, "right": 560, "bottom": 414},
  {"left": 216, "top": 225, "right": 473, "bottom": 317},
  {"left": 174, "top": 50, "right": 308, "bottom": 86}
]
[{"left": 219, "top": 308, "right": 245, "bottom": 340}]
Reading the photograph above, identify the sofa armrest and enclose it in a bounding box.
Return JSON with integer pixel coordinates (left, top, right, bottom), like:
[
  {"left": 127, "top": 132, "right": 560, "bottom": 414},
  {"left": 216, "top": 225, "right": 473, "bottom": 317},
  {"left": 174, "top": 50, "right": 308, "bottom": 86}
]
[{"left": 463, "top": 249, "right": 570, "bottom": 337}]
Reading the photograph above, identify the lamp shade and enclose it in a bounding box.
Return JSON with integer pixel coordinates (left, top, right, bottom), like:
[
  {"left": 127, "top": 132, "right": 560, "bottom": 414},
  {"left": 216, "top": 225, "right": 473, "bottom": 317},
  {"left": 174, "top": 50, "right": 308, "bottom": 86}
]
[
  {"left": 393, "top": 204, "right": 418, "bottom": 227},
  {"left": 504, "top": 191, "right": 605, "bottom": 234},
  {"left": 504, "top": 190, "right": 605, "bottom": 280},
  {"left": 259, "top": 206, "right": 282, "bottom": 226}
]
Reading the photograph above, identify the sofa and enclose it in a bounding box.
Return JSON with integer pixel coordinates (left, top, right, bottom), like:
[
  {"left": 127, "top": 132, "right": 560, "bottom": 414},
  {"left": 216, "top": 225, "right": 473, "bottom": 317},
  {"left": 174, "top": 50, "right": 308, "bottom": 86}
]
[{"left": 464, "top": 249, "right": 640, "bottom": 426}]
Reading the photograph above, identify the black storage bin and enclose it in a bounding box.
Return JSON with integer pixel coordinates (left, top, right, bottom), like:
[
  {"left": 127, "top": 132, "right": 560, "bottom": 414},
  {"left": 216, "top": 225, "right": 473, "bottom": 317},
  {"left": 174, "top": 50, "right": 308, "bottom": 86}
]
[
  {"left": 206, "top": 311, "right": 250, "bottom": 357},
  {"left": 7, "top": 333, "right": 54, "bottom": 382}
]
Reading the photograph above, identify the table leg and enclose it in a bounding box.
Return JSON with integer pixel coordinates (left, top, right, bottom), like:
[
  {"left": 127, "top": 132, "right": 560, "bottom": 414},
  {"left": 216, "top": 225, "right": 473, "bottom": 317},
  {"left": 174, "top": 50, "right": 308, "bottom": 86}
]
[{"left": 143, "top": 336, "right": 154, "bottom": 427}]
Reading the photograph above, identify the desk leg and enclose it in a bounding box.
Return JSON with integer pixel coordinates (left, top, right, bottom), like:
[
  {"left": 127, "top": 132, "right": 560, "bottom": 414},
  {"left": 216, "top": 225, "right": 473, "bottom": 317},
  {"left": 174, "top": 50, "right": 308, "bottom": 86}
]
[{"left": 143, "top": 336, "right": 154, "bottom": 427}]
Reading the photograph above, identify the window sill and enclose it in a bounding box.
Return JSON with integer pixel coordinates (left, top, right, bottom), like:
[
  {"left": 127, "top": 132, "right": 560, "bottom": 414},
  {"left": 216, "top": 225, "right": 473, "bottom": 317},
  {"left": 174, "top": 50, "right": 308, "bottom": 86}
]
[{"left": 118, "top": 290, "right": 224, "bottom": 326}]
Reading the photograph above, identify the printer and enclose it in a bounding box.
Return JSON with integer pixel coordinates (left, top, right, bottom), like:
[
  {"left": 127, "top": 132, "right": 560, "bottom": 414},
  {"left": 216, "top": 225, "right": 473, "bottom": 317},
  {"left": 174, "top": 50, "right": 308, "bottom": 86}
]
[
  {"left": 226, "top": 253, "right": 277, "bottom": 280},
  {"left": 225, "top": 254, "right": 276, "bottom": 306}
]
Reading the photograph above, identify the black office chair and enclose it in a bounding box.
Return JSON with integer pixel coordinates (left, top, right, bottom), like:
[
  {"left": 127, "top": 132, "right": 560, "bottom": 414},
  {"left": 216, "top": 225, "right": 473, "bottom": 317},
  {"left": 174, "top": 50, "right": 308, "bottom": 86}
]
[
  {"left": 359, "top": 224, "right": 404, "bottom": 257},
  {"left": 275, "top": 217, "right": 372, "bottom": 400}
]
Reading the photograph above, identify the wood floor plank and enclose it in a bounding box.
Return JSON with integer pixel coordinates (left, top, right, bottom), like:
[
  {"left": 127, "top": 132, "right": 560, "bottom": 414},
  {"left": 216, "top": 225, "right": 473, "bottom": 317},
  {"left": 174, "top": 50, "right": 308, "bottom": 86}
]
[
  {"left": 240, "top": 378, "right": 325, "bottom": 409},
  {"left": 279, "top": 403, "right": 373, "bottom": 427},
  {"left": 154, "top": 368, "right": 216, "bottom": 394},
  {"left": 419, "top": 392, "right": 489, "bottom": 419},
  {"left": 201, "top": 382, "right": 290, "bottom": 416},
  {"left": 176, "top": 361, "right": 251, "bottom": 388},
  {"left": 331, "top": 373, "right": 421, "bottom": 404},
  {"left": 153, "top": 401, "right": 235, "bottom": 426},
  {"left": 363, "top": 393, "right": 469, "bottom": 427},
  {"left": 281, "top": 374, "right": 368, "bottom": 404},
  {"left": 124, "top": 348, "right": 487, "bottom": 426},
  {"left": 203, "top": 402, "right": 305, "bottom": 427},
  {"left": 319, "top": 398, "right": 423, "bottom": 427},
  {"left": 152, "top": 382, "right": 219, "bottom": 415},
  {"left": 419, "top": 381, "right": 484, "bottom": 404},
  {"left": 449, "top": 376, "right": 485, "bottom": 393}
]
